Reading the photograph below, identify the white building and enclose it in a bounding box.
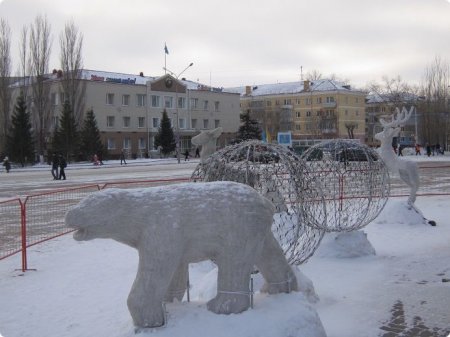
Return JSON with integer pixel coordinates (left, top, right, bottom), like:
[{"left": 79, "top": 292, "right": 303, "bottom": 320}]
[{"left": 10, "top": 69, "right": 241, "bottom": 159}]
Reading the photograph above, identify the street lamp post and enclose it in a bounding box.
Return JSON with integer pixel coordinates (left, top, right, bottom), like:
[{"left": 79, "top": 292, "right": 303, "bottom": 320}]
[{"left": 163, "top": 62, "right": 194, "bottom": 163}]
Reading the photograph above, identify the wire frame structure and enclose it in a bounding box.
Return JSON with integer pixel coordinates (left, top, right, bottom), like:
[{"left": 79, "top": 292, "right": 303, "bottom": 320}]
[
  {"left": 301, "top": 139, "right": 390, "bottom": 232},
  {"left": 191, "top": 140, "right": 326, "bottom": 265}
]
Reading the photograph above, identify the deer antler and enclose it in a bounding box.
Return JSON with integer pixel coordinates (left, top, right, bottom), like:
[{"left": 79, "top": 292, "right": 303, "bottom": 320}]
[{"left": 380, "top": 106, "right": 414, "bottom": 129}]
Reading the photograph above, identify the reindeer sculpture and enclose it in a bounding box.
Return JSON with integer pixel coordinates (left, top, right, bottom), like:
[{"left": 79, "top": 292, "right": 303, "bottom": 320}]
[
  {"left": 191, "top": 127, "right": 223, "bottom": 163},
  {"left": 375, "top": 107, "right": 419, "bottom": 206}
]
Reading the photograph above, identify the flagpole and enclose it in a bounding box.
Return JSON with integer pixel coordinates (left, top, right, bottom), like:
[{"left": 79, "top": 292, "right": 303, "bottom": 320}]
[{"left": 164, "top": 43, "right": 167, "bottom": 74}]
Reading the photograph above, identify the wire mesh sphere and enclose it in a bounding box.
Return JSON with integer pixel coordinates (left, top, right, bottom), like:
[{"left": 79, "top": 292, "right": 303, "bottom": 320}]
[
  {"left": 300, "top": 139, "right": 390, "bottom": 232},
  {"left": 191, "top": 140, "right": 326, "bottom": 265}
]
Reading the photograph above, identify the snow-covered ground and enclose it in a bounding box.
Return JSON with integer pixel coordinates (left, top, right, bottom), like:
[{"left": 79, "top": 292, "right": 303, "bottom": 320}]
[{"left": 1, "top": 154, "right": 450, "bottom": 337}]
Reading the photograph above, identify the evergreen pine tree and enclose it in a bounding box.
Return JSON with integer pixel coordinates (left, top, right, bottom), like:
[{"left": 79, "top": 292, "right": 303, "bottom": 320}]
[
  {"left": 6, "top": 93, "right": 35, "bottom": 166},
  {"left": 236, "top": 109, "right": 262, "bottom": 142},
  {"left": 80, "top": 109, "right": 105, "bottom": 161},
  {"left": 154, "top": 109, "right": 176, "bottom": 157},
  {"left": 55, "top": 100, "right": 80, "bottom": 161}
]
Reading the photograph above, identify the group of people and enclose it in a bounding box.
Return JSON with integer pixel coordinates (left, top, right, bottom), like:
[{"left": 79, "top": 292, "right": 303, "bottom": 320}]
[
  {"left": 414, "top": 143, "right": 444, "bottom": 157},
  {"left": 51, "top": 153, "right": 67, "bottom": 180},
  {"left": 183, "top": 147, "right": 201, "bottom": 161}
]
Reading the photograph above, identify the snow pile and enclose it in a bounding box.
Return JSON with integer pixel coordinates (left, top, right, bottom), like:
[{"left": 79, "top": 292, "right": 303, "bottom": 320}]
[
  {"left": 315, "top": 231, "right": 376, "bottom": 258},
  {"left": 374, "top": 199, "right": 427, "bottom": 225}
]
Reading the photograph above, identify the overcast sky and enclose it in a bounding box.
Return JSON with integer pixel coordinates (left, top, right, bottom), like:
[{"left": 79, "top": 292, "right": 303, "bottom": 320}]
[{"left": 1, "top": 0, "right": 449, "bottom": 89}]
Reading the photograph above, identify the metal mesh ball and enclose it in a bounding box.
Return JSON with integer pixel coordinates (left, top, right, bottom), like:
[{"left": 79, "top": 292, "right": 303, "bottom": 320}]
[
  {"left": 191, "top": 140, "right": 326, "bottom": 265},
  {"left": 300, "top": 139, "right": 390, "bottom": 232}
]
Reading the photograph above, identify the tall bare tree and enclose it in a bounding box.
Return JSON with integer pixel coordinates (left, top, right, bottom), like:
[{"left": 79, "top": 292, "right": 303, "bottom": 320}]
[
  {"left": 19, "top": 25, "right": 29, "bottom": 91},
  {"left": 29, "top": 15, "right": 52, "bottom": 159},
  {"left": 0, "top": 18, "right": 12, "bottom": 154},
  {"left": 59, "top": 20, "right": 85, "bottom": 125},
  {"left": 419, "top": 56, "right": 450, "bottom": 149}
]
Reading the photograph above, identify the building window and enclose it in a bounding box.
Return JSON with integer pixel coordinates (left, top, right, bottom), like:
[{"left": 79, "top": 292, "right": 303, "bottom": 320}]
[
  {"left": 137, "top": 94, "right": 146, "bottom": 107},
  {"left": 295, "top": 111, "right": 301, "bottom": 118},
  {"left": 138, "top": 138, "right": 146, "bottom": 149},
  {"left": 51, "top": 93, "right": 58, "bottom": 106},
  {"left": 284, "top": 99, "right": 291, "bottom": 105},
  {"left": 151, "top": 95, "right": 160, "bottom": 108},
  {"left": 164, "top": 96, "right": 173, "bottom": 109},
  {"left": 106, "top": 93, "right": 114, "bottom": 105},
  {"left": 123, "top": 138, "right": 131, "bottom": 150},
  {"left": 306, "top": 111, "right": 311, "bottom": 117},
  {"left": 203, "top": 100, "right": 209, "bottom": 110},
  {"left": 214, "top": 101, "right": 219, "bottom": 111},
  {"left": 215, "top": 119, "right": 220, "bottom": 128},
  {"left": 107, "top": 116, "right": 115, "bottom": 127},
  {"left": 122, "top": 94, "right": 130, "bottom": 106},
  {"left": 306, "top": 98, "right": 311, "bottom": 105},
  {"left": 295, "top": 99, "right": 301, "bottom": 105},
  {"left": 326, "top": 96, "right": 335, "bottom": 103},
  {"left": 191, "top": 118, "right": 197, "bottom": 129},
  {"left": 295, "top": 124, "right": 301, "bottom": 131},
  {"left": 190, "top": 98, "right": 198, "bottom": 109},
  {"left": 316, "top": 111, "right": 321, "bottom": 116},
  {"left": 203, "top": 119, "right": 209, "bottom": 129},
  {"left": 275, "top": 100, "right": 280, "bottom": 105},
  {"left": 107, "top": 138, "right": 116, "bottom": 150},
  {"left": 123, "top": 116, "right": 131, "bottom": 128},
  {"left": 138, "top": 117, "right": 145, "bottom": 128},
  {"left": 356, "top": 110, "right": 359, "bottom": 116},
  {"left": 152, "top": 117, "right": 160, "bottom": 128},
  {"left": 316, "top": 97, "right": 322, "bottom": 104},
  {"left": 179, "top": 118, "right": 186, "bottom": 129},
  {"left": 177, "top": 97, "right": 186, "bottom": 109}
]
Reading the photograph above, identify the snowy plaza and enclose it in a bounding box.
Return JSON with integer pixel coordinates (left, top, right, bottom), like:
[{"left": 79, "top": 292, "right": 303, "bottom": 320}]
[{"left": 0, "top": 155, "right": 450, "bottom": 337}]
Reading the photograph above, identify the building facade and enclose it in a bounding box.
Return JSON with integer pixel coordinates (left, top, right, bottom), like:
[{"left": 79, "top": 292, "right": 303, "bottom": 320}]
[
  {"left": 232, "top": 79, "right": 367, "bottom": 151},
  {"left": 9, "top": 69, "right": 241, "bottom": 160}
]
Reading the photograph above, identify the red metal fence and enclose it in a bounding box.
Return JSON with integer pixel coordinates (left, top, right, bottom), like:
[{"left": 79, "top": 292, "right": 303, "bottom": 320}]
[
  {"left": 1, "top": 167, "right": 449, "bottom": 272},
  {"left": 0, "top": 177, "right": 190, "bottom": 271}
]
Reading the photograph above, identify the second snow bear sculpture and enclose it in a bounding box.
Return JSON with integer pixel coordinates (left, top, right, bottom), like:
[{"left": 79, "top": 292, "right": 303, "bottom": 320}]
[{"left": 65, "top": 181, "right": 298, "bottom": 328}]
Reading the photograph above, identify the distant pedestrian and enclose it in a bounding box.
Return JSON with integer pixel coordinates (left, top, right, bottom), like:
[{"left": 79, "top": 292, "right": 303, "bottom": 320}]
[
  {"left": 415, "top": 144, "right": 421, "bottom": 155},
  {"left": 120, "top": 149, "right": 127, "bottom": 165},
  {"left": 398, "top": 145, "right": 404, "bottom": 156},
  {"left": 184, "top": 149, "right": 190, "bottom": 161},
  {"left": 93, "top": 154, "right": 100, "bottom": 166},
  {"left": 426, "top": 143, "right": 431, "bottom": 157},
  {"left": 58, "top": 154, "right": 67, "bottom": 180},
  {"left": 195, "top": 147, "right": 200, "bottom": 158},
  {"left": 3, "top": 156, "right": 11, "bottom": 173},
  {"left": 51, "top": 152, "right": 59, "bottom": 179}
]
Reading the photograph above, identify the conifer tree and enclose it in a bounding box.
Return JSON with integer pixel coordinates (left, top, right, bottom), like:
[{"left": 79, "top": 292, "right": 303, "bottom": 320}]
[
  {"left": 236, "top": 109, "right": 262, "bottom": 142},
  {"left": 80, "top": 109, "right": 105, "bottom": 161},
  {"left": 54, "top": 100, "right": 79, "bottom": 161},
  {"left": 6, "top": 93, "right": 35, "bottom": 166},
  {"left": 154, "top": 109, "right": 176, "bottom": 157}
]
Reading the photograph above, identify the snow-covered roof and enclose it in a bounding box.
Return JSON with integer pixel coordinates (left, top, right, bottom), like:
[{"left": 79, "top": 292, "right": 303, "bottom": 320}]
[
  {"left": 228, "top": 79, "right": 363, "bottom": 97},
  {"left": 81, "top": 69, "right": 155, "bottom": 85},
  {"left": 366, "top": 91, "right": 423, "bottom": 104}
]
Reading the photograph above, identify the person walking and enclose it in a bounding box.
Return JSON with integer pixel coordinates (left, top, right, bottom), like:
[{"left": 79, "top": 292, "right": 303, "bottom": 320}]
[
  {"left": 120, "top": 149, "right": 127, "bottom": 165},
  {"left": 426, "top": 143, "right": 431, "bottom": 157},
  {"left": 58, "top": 154, "right": 67, "bottom": 180},
  {"left": 415, "top": 144, "right": 421, "bottom": 155},
  {"left": 184, "top": 149, "right": 190, "bottom": 161},
  {"left": 3, "top": 156, "right": 11, "bottom": 173},
  {"left": 51, "top": 152, "right": 59, "bottom": 179},
  {"left": 195, "top": 147, "right": 200, "bottom": 158}
]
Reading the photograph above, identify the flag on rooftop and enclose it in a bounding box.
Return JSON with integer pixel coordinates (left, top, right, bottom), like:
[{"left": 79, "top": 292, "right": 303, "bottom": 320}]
[{"left": 164, "top": 43, "right": 169, "bottom": 55}]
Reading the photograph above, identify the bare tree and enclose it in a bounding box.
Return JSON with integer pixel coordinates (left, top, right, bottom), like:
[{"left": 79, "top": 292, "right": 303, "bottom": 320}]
[
  {"left": 419, "top": 56, "right": 450, "bottom": 149},
  {"left": 19, "top": 25, "right": 29, "bottom": 91},
  {"left": 29, "top": 15, "right": 52, "bottom": 159},
  {"left": 0, "top": 18, "right": 12, "bottom": 154},
  {"left": 305, "top": 69, "right": 323, "bottom": 81},
  {"left": 59, "top": 20, "right": 85, "bottom": 125}
]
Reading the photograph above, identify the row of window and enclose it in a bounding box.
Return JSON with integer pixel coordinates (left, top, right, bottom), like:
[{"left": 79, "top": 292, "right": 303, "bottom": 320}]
[
  {"left": 249, "top": 96, "right": 361, "bottom": 108},
  {"left": 105, "top": 93, "right": 221, "bottom": 111},
  {"left": 105, "top": 116, "right": 221, "bottom": 130},
  {"left": 107, "top": 137, "right": 146, "bottom": 151},
  {"left": 293, "top": 123, "right": 359, "bottom": 131}
]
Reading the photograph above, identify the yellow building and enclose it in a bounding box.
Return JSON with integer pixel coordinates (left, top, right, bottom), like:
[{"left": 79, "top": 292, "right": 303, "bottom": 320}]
[{"left": 233, "top": 79, "right": 367, "bottom": 150}]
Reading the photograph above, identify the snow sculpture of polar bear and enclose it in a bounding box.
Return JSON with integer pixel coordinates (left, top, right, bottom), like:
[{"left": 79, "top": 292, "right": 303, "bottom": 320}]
[
  {"left": 191, "top": 127, "right": 223, "bottom": 163},
  {"left": 65, "top": 181, "right": 298, "bottom": 328}
]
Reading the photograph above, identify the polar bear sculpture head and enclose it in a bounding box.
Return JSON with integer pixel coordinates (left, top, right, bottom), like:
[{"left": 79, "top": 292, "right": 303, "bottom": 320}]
[{"left": 191, "top": 127, "right": 223, "bottom": 163}]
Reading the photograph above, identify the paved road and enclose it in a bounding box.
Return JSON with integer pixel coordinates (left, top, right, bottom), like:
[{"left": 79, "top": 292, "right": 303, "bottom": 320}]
[{"left": 0, "top": 159, "right": 199, "bottom": 200}]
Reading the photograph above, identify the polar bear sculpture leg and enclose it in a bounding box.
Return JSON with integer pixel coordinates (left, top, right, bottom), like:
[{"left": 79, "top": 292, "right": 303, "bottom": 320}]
[
  {"left": 257, "top": 232, "right": 298, "bottom": 294},
  {"left": 127, "top": 251, "right": 180, "bottom": 327}
]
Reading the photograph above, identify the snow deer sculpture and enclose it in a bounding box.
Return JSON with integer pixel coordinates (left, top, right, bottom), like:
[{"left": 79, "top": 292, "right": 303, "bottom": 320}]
[
  {"left": 191, "top": 127, "right": 223, "bottom": 163},
  {"left": 375, "top": 107, "right": 419, "bottom": 206}
]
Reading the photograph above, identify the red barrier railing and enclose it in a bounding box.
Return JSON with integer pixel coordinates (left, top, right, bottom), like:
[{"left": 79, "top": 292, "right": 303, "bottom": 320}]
[{"left": 0, "top": 198, "right": 23, "bottom": 260}]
